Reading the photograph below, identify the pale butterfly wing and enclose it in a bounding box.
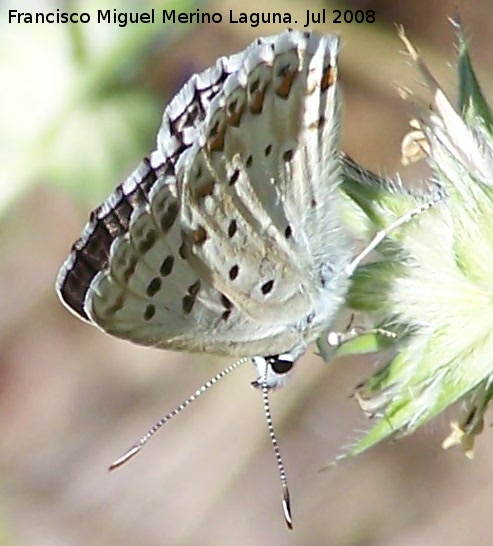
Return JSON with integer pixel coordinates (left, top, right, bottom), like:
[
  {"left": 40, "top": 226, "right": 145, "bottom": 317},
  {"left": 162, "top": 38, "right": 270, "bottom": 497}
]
[{"left": 56, "top": 30, "right": 351, "bottom": 359}]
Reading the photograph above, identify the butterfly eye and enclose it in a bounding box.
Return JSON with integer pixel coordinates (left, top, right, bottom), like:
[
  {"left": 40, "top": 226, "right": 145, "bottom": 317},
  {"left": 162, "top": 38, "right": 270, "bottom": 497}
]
[{"left": 268, "top": 355, "right": 295, "bottom": 375}]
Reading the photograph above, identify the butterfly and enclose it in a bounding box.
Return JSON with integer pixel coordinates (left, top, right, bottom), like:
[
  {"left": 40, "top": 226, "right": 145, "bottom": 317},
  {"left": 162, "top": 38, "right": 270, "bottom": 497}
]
[{"left": 55, "top": 29, "right": 434, "bottom": 528}]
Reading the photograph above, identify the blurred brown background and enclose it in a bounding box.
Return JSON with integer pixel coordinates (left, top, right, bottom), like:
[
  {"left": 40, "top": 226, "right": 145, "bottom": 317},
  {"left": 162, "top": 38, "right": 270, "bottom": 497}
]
[{"left": 2, "top": 0, "right": 493, "bottom": 544}]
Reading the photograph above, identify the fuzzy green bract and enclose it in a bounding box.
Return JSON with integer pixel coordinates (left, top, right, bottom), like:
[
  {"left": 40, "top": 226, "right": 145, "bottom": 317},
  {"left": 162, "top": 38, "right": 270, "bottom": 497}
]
[{"left": 338, "top": 21, "right": 493, "bottom": 459}]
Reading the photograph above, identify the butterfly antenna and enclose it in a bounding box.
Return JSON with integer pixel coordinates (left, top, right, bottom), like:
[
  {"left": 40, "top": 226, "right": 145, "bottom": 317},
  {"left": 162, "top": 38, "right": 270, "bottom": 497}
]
[
  {"left": 344, "top": 188, "right": 444, "bottom": 277},
  {"left": 109, "top": 357, "right": 250, "bottom": 471},
  {"left": 260, "top": 379, "right": 293, "bottom": 530}
]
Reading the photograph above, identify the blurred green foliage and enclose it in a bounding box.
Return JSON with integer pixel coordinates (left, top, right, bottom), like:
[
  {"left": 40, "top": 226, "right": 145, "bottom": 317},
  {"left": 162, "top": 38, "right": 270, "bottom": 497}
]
[{"left": 0, "top": 0, "right": 195, "bottom": 213}]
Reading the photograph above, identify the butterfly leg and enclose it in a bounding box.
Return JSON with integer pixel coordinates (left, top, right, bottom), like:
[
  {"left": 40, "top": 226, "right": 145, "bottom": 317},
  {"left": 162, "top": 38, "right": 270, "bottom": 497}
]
[{"left": 344, "top": 189, "right": 444, "bottom": 278}]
